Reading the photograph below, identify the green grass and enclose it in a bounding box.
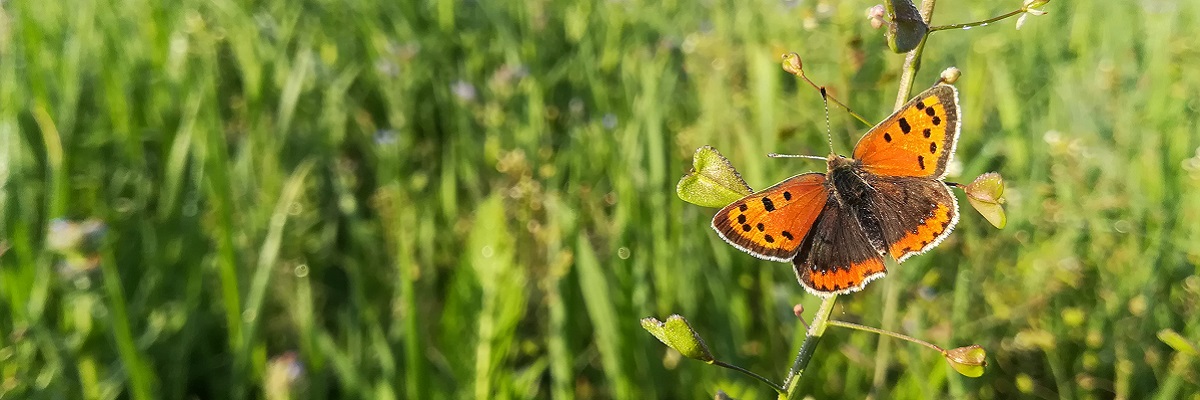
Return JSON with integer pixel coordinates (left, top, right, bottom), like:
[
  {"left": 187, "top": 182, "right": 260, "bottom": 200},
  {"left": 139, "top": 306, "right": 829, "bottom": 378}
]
[{"left": 2, "top": 0, "right": 1199, "bottom": 399}]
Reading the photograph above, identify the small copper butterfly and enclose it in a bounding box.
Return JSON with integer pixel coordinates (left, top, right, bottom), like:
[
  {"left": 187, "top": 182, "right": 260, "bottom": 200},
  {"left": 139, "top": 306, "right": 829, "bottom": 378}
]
[{"left": 712, "top": 84, "right": 962, "bottom": 296}]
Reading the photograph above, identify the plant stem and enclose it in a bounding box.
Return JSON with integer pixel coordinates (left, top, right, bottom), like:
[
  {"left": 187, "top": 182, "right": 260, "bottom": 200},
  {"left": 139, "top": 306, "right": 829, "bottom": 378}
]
[
  {"left": 712, "top": 361, "right": 784, "bottom": 393},
  {"left": 892, "top": 35, "right": 929, "bottom": 109},
  {"left": 928, "top": 9, "right": 1025, "bottom": 32},
  {"left": 871, "top": 276, "right": 902, "bottom": 392},
  {"left": 893, "top": 0, "right": 937, "bottom": 109},
  {"left": 780, "top": 295, "right": 838, "bottom": 400},
  {"left": 827, "top": 319, "right": 945, "bottom": 354}
]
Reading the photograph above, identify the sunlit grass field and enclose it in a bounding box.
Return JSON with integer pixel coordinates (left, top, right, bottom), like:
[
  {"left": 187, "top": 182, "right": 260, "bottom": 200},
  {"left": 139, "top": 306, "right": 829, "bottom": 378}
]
[{"left": 2, "top": 0, "right": 1199, "bottom": 398}]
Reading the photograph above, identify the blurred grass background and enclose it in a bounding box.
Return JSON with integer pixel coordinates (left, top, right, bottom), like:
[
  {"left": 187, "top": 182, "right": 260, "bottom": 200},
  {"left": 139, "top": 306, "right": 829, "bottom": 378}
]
[{"left": 1, "top": 0, "right": 1199, "bottom": 398}]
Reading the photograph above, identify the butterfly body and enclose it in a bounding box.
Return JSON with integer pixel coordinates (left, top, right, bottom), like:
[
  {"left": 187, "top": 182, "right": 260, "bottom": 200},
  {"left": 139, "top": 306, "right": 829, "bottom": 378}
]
[
  {"left": 823, "top": 154, "right": 889, "bottom": 251},
  {"left": 712, "top": 85, "right": 962, "bottom": 296}
]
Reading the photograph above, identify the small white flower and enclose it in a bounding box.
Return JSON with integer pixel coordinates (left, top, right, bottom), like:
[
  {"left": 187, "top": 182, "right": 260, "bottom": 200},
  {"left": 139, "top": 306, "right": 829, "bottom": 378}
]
[{"left": 1017, "top": 0, "right": 1050, "bottom": 30}]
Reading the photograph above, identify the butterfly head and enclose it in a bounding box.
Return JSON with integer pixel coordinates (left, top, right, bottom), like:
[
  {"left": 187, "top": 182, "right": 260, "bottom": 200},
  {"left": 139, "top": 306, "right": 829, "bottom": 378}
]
[{"left": 826, "top": 154, "right": 856, "bottom": 173}]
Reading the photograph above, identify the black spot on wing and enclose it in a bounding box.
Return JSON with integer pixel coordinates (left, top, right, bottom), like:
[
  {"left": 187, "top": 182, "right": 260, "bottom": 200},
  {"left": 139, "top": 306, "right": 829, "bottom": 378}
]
[
  {"left": 737, "top": 214, "right": 746, "bottom": 224},
  {"left": 930, "top": 142, "right": 937, "bottom": 153},
  {"left": 917, "top": 155, "right": 926, "bottom": 170},
  {"left": 783, "top": 191, "right": 792, "bottom": 200},
  {"left": 782, "top": 231, "right": 794, "bottom": 240},
  {"left": 756, "top": 223, "right": 765, "bottom": 232},
  {"left": 932, "top": 116, "right": 941, "bottom": 126},
  {"left": 739, "top": 204, "right": 748, "bottom": 212},
  {"left": 923, "top": 128, "right": 931, "bottom": 138},
  {"left": 916, "top": 100, "right": 926, "bottom": 110},
  {"left": 898, "top": 118, "right": 911, "bottom": 134},
  {"left": 764, "top": 235, "right": 774, "bottom": 243},
  {"left": 884, "top": 133, "right": 892, "bottom": 142},
  {"left": 762, "top": 197, "right": 775, "bottom": 211},
  {"left": 925, "top": 107, "right": 936, "bottom": 116}
]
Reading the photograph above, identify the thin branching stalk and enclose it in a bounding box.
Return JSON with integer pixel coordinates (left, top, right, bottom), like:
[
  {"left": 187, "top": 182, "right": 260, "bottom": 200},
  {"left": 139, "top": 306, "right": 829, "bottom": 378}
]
[
  {"left": 785, "top": 61, "right": 871, "bottom": 127},
  {"left": 928, "top": 9, "right": 1025, "bottom": 32},
  {"left": 712, "top": 361, "right": 784, "bottom": 393},
  {"left": 828, "top": 319, "right": 945, "bottom": 353}
]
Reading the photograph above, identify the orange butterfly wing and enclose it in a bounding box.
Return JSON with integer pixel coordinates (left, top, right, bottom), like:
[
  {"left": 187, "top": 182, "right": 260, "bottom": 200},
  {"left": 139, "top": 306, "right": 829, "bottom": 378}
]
[
  {"left": 852, "top": 85, "right": 961, "bottom": 179},
  {"left": 851, "top": 85, "right": 962, "bottom": 266},
  {"left": 712, "top": 173, "right": 828, "bottom": 262}
]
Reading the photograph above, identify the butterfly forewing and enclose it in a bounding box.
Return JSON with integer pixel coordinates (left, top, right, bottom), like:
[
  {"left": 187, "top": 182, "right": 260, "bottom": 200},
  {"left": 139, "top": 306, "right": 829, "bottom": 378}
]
[
  {"left": 792, "top": 200, "right": 888, "bottom": 296},
  {"left": 711, "top": 173, "right": 828, "bottom": 262},
  {"left": 853, "top": 85, "right": 960, "bottom": 179}
]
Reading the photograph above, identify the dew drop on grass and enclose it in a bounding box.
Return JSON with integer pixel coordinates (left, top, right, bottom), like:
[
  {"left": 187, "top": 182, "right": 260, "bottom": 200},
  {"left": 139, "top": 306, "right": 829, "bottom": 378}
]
[
  {"left": 617, "top": 247, "right": 630, "bottom": 259},
  {"left": 481, "top": 245, "right": 494, "bottom": 258},
  {"left": 294, "top": 264, "right": 309, "bottom": 277}
]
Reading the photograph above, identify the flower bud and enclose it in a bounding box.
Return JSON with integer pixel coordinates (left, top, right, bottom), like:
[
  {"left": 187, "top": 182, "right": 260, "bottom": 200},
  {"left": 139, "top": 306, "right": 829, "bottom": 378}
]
[
  {"left": 964, "top": 172, "right": 1007, "bottom": 229},
  {"left": 781, "top": 53, "right": 803, "bottom": 76},
  {"left": 1024, "top": 0, "right": 1050, "bottom": 9},
  {"left": 945, "top": 344, "right": 987, "bottom": 377},
  {"left": 866, "top": 5, "right": 886, "bottom": 29},
  {"left": 940, "top": 67, "right": 961, "bottom": 84},
  {"left": 866, "top": 4, "right": 886, "bottom": 19}
]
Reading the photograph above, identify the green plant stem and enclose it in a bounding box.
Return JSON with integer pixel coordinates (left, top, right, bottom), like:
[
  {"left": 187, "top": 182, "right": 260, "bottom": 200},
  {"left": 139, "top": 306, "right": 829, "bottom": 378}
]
[
  {"left": 871, "top": 277, "right": 902, "bottom": 393},
  {"left": 928, "top": 9, "right": 1025, "bottom": 32},
  {"left": 712, "top": 360, "right": 784, "bottom": 393},
  {"left": 893, "top": 36, "right": 929, "bottom": 109},
  {"left": 893, "top": 0, "right": 936, "bottom": 109},
  {"left": 780, "top": 295, "right": 838, "bottom": 400},
  {"left": 827, "top": 319, "right": 945, "bottom": 354}
]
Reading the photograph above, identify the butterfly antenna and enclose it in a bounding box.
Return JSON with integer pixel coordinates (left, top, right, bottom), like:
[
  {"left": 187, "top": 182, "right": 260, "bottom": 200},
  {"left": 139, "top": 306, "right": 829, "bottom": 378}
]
[
  {"left": 766, "top": 86, "right": 836, "bottom": 161},
  {"left": 820, "top": 87, "right": 835, "bottom": 154},
  {"left": 767, "top": 153, "right": 826, "bottom": 160}
]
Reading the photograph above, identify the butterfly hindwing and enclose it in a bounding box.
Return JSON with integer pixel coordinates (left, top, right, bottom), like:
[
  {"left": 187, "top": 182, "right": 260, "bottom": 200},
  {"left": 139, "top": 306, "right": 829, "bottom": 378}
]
[
  {"left": 792, "top": 199, "right": 888, "bottom": 296},
  {"left": 852, "top": 85, "right": 960, "bottom": 179},
  {"left": 712, "top": 173, "right": 828, "bottom": 262},
  {"left": 863, "top": 175, "right": 960, "bottom": 262}
]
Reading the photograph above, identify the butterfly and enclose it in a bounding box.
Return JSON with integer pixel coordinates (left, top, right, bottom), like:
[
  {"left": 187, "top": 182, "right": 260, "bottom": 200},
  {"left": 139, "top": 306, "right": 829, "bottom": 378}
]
[{"left": 712, "top": 84, "right": 961, "bottom": 297}]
